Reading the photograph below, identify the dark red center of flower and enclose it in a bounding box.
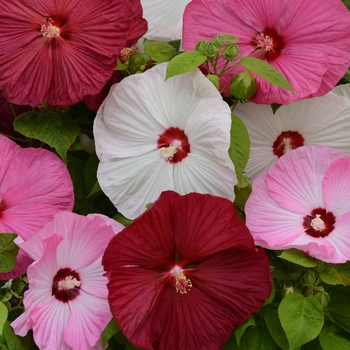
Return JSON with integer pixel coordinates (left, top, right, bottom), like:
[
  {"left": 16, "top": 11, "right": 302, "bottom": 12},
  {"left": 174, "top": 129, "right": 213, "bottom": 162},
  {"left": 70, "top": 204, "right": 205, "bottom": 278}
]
[
  {"left": 251, "top": 27, "right": 285, "bottom": 61},
  {"left": 272, "top": 130, "right": 304, "bottom": 158},
  {"left": 0, "top": 196, "right": 6, "bottom": 219},
  {"left": 303, "top": 208, "right": 336, "bottom": 238},
  {"left": 52, "top": 268, "right": 81, "bottom": 302},
  {"left": 157, "top": 127, "right": 191, "bottom": 163}
]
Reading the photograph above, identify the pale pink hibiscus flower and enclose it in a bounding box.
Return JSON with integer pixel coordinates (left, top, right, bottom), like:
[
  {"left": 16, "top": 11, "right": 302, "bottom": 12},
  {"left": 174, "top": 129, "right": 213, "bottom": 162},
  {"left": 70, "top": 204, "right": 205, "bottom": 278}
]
[
  {"left": 0, "top": 135, "right": 74, "bottom": 280},
  {"left": 245, "top": 146, "right": 350, "bottom": 263},
  {"left": 94, "top": 62, "right": 236, "bottom": 219},
  {"left": 0, "top": 0, "right": 147, "bottom": 106},
  {"left": 11, "top": 211, "right": 124, "bottom": 350},
  {"left": 103, "top": 191, "right": 271, "bottom": 350},
  {"left": 234, "top": 84, "right": 350, "bottom": 181},
  {"left": 182, "top": 0, "right": 350, "bottom": 104}
]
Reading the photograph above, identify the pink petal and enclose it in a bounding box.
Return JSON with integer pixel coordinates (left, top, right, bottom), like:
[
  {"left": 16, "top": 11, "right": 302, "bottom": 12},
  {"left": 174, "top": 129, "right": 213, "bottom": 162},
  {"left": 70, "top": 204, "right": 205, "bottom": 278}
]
[
  {"left": 246, "top": 172, "right": 305, "bottom": 247},
  {"left": 266, "top": 146, "right": 346, "bottom": 214},
  {"left": 323, "top": 157, "right": 350, "bottom": 217},
  {"left": 64, "top": 290, "right": 112, "bottom": 350}
]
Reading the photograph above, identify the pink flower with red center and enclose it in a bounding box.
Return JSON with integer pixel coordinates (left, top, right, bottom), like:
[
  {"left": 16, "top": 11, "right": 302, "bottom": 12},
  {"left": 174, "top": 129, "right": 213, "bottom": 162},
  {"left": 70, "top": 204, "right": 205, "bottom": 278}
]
[
  {"left": 94, "top": 62, "right": 236, "bottom": 219},
  {"left": 0, "top": 135, "right": 74, "bottom": 280},
  {"left": 245, "top": 145, "right": 350, "bottom": 263},
  {"left": 182, "top": 0, "right": 350, "bottom": 104},
  {"left": 11, "top": 211, "right": 124, "bottom": 350},
  {"left": 0, "top": 0, "right": 147, "bottom": 106},
  {"left": 234, "top": 84, "right": 350, "bottom": 180},
  {"left": 103, "top": 191, "right": 272, "bottom": 350}
]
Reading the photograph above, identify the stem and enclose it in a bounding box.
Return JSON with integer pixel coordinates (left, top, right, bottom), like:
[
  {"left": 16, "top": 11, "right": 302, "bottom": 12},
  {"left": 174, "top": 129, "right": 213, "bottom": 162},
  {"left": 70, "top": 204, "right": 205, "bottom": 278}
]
[{"left": 0, "top": 132, "right": 29, "bottom": 143}]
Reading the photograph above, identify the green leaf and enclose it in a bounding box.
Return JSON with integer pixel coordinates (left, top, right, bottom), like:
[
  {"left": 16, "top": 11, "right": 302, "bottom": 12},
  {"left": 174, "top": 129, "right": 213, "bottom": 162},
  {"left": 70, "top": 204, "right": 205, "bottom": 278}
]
[
  {"left": 144, "top": 42, "right": 175, "bottom": 63},
  {"left": 238, "top": 320, "right": 277, "bottom": 350},
  {"left": 1, "top": 321, "right": 30, "bottom": 350},
  {"left": 240, "top": 57, "right": 294, "bottom": 93},
  {"left": 228, "top": 113, "right": 250, "bottom": 187},
  {"left": 234, "top": 182, "right": 252, "bottom": 212},
  {"left": 319, "top": 266, "right": 345, "bottom": 285},
  {"left": 219, "top": 34, "right": 239, "bottom": 43},
  {"left": 278, "top": 293, "right": 324, "bottom": 349},
  {"left": 14, "top": 110, "right": 80, "bottom": 164},
  {"left": 234, "top": 315, "right": 255, "bottom": 346},
  {"left": 0, "top": 234, "right": 19, "bottom": 273},
  {"left": 278, "top": 249, "right": 318, "bottom": 268},
  {"left": 328, "top": 287, "right": 350, "bottom": 333},
  {"left": 262, "top": 305, "right": 289, "bottom": 350},
  {"left": 165, "top": 50, "right": 207, "bottom": 80},
  {"left": 101, "top": 319, "right": 120, "bottom": 349},
  {"left": 319, "top": 324, "right": 350, "bottom": 350},
  {"left": 113, "top": 213, "right": 133, "bottom": 227},
  {"left": 0, "top": 303, "right": 8, "bottom": 336}
]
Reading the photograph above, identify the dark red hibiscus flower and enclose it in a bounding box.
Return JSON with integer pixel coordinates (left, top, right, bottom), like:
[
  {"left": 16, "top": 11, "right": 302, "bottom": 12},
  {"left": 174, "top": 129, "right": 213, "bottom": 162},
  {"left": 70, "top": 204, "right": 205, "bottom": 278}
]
[
  {"left": 103, "top": 191, "right": 272, "bottom": 350},
  {"left": 0, "top": 0, "right": 147, "bottom": 107}
]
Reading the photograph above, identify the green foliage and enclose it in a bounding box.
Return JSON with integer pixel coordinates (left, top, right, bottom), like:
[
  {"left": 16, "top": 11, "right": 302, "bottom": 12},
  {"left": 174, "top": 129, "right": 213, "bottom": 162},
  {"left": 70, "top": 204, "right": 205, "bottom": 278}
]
[
  {"left": 240, "top": 57, "right": 294, "bottom": 93},
  {"left": 319, "top": 266, "right": 345, "bottom": 286},
  {"left": 101, "top": 319, "right": 120, "bottom": 349},
  {"left": 165, "top": 50, "right": 207, "bottom": 80},
  {"left": 234, "top": 315, "right": 255, "bottom": 346},
  {"left": 279, "top": 249, "right": 318, "bottom": 268},
  {"left": 0, "top": 322, "right": 31, "bottom": 350},
  {"left": 14, "top": 110, "right": 80, "bottom": 164},
  {"left": 0, "top": 303, "right": 8, "bottom": 336},
  {"left": 228, "top": 114, "right": 250, "bottom": 188},
  {"left": 0, "top": 234, "right": 19, "bottom": 273},
  {"left": 278, "top": 293, "right": 324, "bottom": 349},
  {"left": 328, "top": 287, "right": 350, "bottom": 333},
  {"left": 319, "top": 324, "right": 350, "bottom": 350},
  {"left": 144, "top": 42, "right": 176, "bottom": 63},
  {"left": 206, "top": 74, "right": 220, "bottom": 89}
]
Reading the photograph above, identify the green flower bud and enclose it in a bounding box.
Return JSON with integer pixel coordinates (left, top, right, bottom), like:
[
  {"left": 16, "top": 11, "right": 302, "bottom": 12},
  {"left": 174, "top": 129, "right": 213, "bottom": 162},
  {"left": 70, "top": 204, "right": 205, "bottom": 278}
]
[
  {"left": 313, "top": 290, "right": 330, "bottom": 309},
  {"left": 141, "top": 53, "right": 151, "bottom": 66},
  {"left": 206, "top": 42, "right": 219, "bottom": 58},
  {"left": 195, "top": 40, "right": 210, "bottom": 54},
  {"left": 206, "top": 74, "right": 220, "bottom": 90},
  {"left": 229, "top": 70, "right": 257, "bottom": 100},
  {"left": 222, "top": 43, "right": 239, "bottom": 61},
  {"left": 128, "top": 52, "right": 142, "bottom": 67},
  {"left": 300, "top": 271, "right": 318, "bottom": 286},
  {"left": 212, "top": 34, "right": 224, "bottom": 48}
]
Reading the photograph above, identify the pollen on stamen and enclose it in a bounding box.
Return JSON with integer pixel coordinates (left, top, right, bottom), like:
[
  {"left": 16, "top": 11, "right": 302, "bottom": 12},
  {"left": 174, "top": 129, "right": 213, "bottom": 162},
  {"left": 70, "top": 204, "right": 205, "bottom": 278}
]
[
  {"left": 175, "top": 272, "right": 192, "bottom": 294},
  {"left": 58, "top": 275, "right": 81, "bottom": 290},
  {"left": 159, "top": 144, "right": 178, "bottom": 160},
  {"left": 256, "top": 33, "right": 274, "bottom": 52},
  {"left": 41, "top": 18, "right": 60, "bottom": 38},
  {"left": 311, "top": 214, "right": 326, "bottom": 231},
  {"left": 283, "top": 138, "right": 293, "bottom": 155}
]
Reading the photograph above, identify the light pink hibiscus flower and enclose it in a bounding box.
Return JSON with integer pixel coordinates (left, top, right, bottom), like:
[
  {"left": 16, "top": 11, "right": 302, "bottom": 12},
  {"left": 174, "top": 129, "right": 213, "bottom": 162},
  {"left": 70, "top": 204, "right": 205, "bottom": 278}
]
[
  {"left": 245, "top": 146, "right": 350, "bottom": 263},
  {"left": 182, "top": 0, "right": 350, "bottom": 104},
  {"left": 0, "top": 135, "right": 74, "bottom": 280},
  {"left": 11, "top": 211, "right": 124, "bottom": 350}
]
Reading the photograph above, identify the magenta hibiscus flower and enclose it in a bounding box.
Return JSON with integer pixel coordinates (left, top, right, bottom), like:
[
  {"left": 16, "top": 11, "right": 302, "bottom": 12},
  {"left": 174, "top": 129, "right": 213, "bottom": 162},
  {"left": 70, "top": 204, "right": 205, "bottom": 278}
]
[
  {"left": 245, "top": 146, "right": 350, "bottom": 263},
  {"left": 103, "top": 191, "right": 271, "bottom": 350},
  {"left": 182, "top": 0, "right": 350, "bottom": 104},
  {"left": 11, "top": 212, "right": 124, "bottom": 350},
  {"left": 0, "top": 135, "right": 74, "bottom": 279},
  {"left": 0, "top": 0, "right": 147, "bottom": 106}
]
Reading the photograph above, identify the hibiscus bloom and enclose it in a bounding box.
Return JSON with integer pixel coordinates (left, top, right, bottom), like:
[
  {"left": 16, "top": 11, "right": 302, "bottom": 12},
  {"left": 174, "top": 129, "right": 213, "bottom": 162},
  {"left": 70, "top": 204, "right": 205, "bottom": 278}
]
[
  {"left": 234, "top": 84, "right": 350, "bottom": 181},
  {"left": 141, "top": 0, "right": 191, "bottom": 41},
  {"left": 182, "top": 0, "right": 350, "bottom": 104},
  {"left": 94, "top": 62, "right": 236, "bottom": 219},
  {"left": 245, "top": 146, "right": 350, "bottom": 263},
  {"left": 103, "top": 191, "right": 271, "bottom": 350},
  {"left": 11, "top": 212, "right": 124, "bottom": 350},
  {"left": 0, "top": 0, "right": 147, "bottom": 106},
  {"left": 0, "top": 135, "right": 74, "bottom": 279}
]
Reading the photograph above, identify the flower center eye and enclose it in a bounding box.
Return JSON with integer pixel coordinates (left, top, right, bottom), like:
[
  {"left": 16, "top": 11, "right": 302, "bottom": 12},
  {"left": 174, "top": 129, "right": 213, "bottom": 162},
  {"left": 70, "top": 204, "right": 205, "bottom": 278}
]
[
  {"left": 52, "top": 268, "right": 81, "bottom": 302},
  {"left": 41, "top": 18, "right": 60, "bottom": 38},
  {"left": 272, "top": 130, "right": 305, "bottom": 158},
  {"left": 303, "top": 208, "right": 336, "bottom": 238},
  {"left": 157, "top": 127, "right": 191, "bottom": 164},
  {"left": 256, "top": 33, "right": 274, "bottom": 52}
]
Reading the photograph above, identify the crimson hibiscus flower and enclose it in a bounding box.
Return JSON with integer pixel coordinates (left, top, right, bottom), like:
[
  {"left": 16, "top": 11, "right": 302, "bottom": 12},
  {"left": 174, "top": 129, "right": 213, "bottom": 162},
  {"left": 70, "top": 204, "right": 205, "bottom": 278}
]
[
  {"left": 0, "top": 0, "right": 147, "bottom": 106},
  {"left": 103, "top": 191, "right": 271, "bottom": 350}
]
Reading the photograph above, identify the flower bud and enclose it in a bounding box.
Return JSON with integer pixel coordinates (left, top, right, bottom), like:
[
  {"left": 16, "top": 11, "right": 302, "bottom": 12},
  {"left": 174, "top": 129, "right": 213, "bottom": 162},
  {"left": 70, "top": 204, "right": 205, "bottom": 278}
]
[
  {"left": 195, "top": 40, "right": 210, "bottom": 54},
  {"left": 128, "top": 52, "right": 142, "bottom": 67},
  {"left": 206, "top": 74, "right": 220, "bottom": 90},
  {"left": 222, "top": 43, "right": 239, "bottom": 61},
  {"left": 300, "top": 270, "right": 318, "bottom": 286},
  {"left": 229, "top": 70, "right": 257, "bottom": 100},
  {"left": 141, "top": 53, "right": 152, "bottom": 66},
  {"left": 313, "top": 290, "right": 330, "bottom": 309},
  {"left": 212, "top": 34, "right": 224, "bottom": 48},
  {"left": 206, "top": 42, "right": 219, "bottom": 58}
]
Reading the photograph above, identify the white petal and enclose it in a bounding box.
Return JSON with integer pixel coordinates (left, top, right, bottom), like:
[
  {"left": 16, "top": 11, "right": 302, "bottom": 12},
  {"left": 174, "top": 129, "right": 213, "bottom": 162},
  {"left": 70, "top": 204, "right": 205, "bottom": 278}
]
[{"left": 141, "top": 0, "right": 191, "bottom": 41}]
